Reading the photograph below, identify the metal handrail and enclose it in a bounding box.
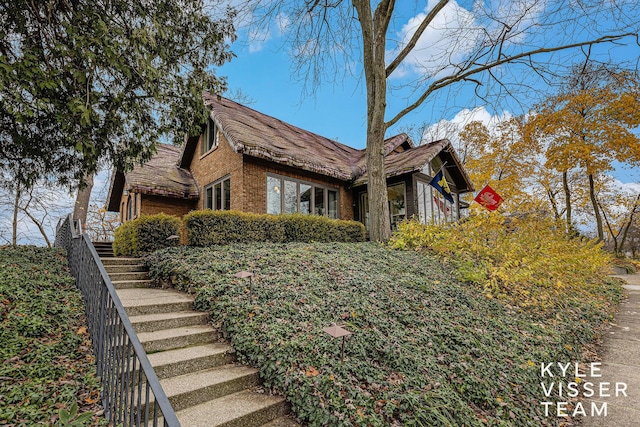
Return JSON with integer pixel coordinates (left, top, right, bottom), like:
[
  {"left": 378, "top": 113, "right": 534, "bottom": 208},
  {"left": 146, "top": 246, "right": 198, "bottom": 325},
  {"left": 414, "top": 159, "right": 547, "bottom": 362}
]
[{"left": 55, "top": 214, "right": 180, "bottom": 427}]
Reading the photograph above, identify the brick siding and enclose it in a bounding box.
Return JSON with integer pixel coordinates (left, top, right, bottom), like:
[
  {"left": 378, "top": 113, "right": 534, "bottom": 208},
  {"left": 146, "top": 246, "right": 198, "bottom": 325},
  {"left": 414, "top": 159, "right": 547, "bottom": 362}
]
[
  {"left": 188, "top": 131, "right": 244, "bottom": 210},
  {"left": 242, "top": 157, "right": 354, "bottom": 220},
  {"left": 140, "top": 194, "right": 196, "bottom": 218}
]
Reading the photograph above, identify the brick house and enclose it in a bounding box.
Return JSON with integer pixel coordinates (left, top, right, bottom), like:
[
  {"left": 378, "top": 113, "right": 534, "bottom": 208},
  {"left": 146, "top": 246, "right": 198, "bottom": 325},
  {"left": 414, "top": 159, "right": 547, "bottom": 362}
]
[{"left": 106, "top": 94, "right": 474, "bottom": 231}]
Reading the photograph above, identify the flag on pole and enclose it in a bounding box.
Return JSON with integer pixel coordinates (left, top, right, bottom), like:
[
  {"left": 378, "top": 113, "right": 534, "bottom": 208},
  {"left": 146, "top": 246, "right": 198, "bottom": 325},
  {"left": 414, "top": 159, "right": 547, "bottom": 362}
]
[
  {"left": 429, "top": 169, "right": 454, "bottom": 204},
  {"left": 474, "top": 185, "right": 503, "bottom": 211}
]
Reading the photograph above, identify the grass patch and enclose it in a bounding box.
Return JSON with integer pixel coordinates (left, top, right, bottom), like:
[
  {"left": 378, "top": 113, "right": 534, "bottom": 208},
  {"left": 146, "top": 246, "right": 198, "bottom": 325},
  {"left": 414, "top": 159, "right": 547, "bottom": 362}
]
[
  {"left": 146, "top": 243, "right": 622, "bottom": 426},
  {"left": 0, "top": 246, "right": 103, "bottom": 426}
]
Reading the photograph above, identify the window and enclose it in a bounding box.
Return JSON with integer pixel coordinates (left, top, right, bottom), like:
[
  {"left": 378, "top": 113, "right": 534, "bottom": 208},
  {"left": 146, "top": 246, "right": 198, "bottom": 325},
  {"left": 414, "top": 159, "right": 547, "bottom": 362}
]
[
  {"left": 416, "top": 179, "right": 457, "bottom": 224},
  {"left": 205, "top": 176, "right": 230, "bottom": 210},
  {"left": 201, "top": 118, "right": 219, "bottom": 154},
  {"left": 127, "top": 196, "right": 133, "bottom": 221},
  {"left": 266, "top": 174, "right": 339, "bottom": 218},
  {"left": 360, "top": 183, "right": 407, "bottom": 230}
]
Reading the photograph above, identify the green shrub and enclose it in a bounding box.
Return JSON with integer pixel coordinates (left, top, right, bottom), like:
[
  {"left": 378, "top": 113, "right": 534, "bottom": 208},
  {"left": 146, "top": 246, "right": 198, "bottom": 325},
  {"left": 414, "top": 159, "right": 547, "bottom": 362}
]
[
  {"left": 390, "top": 214, "right": 614, "bottom": 310},
  {"left": 113, "top": 213, "right": 182, "bottom": 256},
  {"left": 184, "top": 210, "right": 364, "bottom": 246}
]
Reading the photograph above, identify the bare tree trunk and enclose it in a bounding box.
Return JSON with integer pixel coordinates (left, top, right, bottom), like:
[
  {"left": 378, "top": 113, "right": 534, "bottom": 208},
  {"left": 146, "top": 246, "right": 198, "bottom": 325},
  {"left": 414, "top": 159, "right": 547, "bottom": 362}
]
[
  {"left": 619, "top": 194, "right": 640, "bottom": 255},
  {"left": 12, "top": 186, "right": 20, "bottom": 246},
  {"left": 588, "top": 173, "right": 604, "bottom": 241},
  {"left": 19, "top": 189, "right": 52, "bottom": 248},
  {"left": 600, "top": 200, "right": 620, "bottom": 255},
  {"left": 354, "top": 0, "right": 392, "bottom": 242},
  {"left": 562, "top": 171, "right": 572, "bottom": 233},
  {"left": 73, "top": 173, "right": 94, "bottom": 227},
  {"left": 545, "top": 186, "right": 561, "bottom": 220}
]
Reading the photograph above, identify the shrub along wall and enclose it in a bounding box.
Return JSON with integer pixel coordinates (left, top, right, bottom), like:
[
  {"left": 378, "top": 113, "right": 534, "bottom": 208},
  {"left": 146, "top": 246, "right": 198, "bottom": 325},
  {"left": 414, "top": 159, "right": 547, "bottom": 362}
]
[
  {"left": 113, "top": 213, "right": 182, "bottom": 256},
  {"left": 184, "top": 210, "right": 365, "bottom": 246}
]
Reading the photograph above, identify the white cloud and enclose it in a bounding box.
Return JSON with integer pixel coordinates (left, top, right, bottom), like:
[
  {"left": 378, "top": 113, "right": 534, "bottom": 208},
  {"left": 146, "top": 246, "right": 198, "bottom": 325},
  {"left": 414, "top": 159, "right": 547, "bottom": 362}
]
[
  {"left": 248, "top": 27, "right": 271, "bottom": 53},
  {"left": 389, "top": 0, "right": 546, "bottom": 79},
  {"left": 422, "top": 106, "right": 512, "bottom": 144},
  {"left": 390, "top": 0, "right": 481, "bottom": 79},
  {"left": 616, "top": 180, "right": 640, "bottom": 195}
]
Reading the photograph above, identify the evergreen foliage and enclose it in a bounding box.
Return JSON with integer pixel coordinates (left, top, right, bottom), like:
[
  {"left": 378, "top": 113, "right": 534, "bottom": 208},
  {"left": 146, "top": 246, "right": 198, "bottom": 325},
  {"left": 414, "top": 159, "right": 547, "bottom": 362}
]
[
  {"left": 184, "top": 210, "right": 365, "bottom": 246},
  {"left": 0, "top": 0, "right": 236, "bottom": 188},
  {"left": 113, "top": 213, "right": 181, "bottom": 256}
]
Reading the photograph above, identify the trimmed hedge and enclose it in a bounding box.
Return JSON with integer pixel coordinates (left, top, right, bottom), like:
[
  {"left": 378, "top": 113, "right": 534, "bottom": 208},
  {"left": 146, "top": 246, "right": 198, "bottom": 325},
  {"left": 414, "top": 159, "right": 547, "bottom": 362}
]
[
  {"left": 113, "top": 213, "right": 182, "bottom": 256},
  {"left": 184, "top": 210, "right": 365, "bottom": 246}
]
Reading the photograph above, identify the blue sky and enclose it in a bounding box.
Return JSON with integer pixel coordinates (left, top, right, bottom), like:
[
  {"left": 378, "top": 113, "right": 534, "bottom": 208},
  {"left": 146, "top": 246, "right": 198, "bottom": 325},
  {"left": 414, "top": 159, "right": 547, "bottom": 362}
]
[{"left": 217, "top": 0, "right": 640, "bottom": 183}]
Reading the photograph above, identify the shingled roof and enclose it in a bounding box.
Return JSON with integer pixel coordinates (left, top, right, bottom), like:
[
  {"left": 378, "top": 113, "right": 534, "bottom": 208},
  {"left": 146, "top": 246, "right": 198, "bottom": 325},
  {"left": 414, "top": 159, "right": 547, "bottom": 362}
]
[
  {"left": 180, "top": 94, "right": 468, "bottom": 189},
  {"left": 353, "top": 139, "right": 474, "bottom": 192},
  {"left": 108, "top": 95, "right": 473, "bottom": 211},
  {"left": 106, "top": 144, "right": 198, "bottom": 211},
  {"left": 199, "top": 93, "right": 361, "bottom": 181}
]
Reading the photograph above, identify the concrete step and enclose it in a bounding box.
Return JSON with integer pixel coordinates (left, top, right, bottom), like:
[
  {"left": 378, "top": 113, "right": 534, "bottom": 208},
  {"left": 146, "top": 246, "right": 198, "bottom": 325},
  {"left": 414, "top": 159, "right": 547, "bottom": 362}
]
[
  {"left": 117, "top": 288, "right": 194, "bottom": 316},
  {"left": 104, "top": 264, "right": 146, "bottom": 274},
  {"left": 108, "top": 271, "right": 149, "bottom": 281},
  {"left": 148, "top": 343, "right": 235, "bottom": 379},
  {"left": 262, "top": 416, "right": 301, "bottom": 427},
  {"left": 174, "top": 389, "right": 289, "bottom": 427},
  {"left": 130, "top": 311, "right": 210, "bottom": 333},
  {"left": 161, "top": 364, "right": 261, "bottom": 412},
  {"left": 111, "top": 279, "right": 155, "bottom": 289},
  {"left": 138, "top": 325, "right": 219, "bottom": 353},
  {"left": 101, "top": 257, "right": 143, "bottom": 266}
]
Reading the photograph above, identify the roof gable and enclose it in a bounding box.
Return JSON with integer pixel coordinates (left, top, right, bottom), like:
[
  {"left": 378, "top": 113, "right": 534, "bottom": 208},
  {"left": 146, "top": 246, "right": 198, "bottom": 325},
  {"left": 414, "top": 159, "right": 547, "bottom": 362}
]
[
  {"left": 173, "top": 95, "right": 473, "bottom": 195},
  {"left": 107, "top": 144, "right": 199, "bottom": 211},
  {"left": 200, "top": 93, "right": 361, "bottom": 181}
]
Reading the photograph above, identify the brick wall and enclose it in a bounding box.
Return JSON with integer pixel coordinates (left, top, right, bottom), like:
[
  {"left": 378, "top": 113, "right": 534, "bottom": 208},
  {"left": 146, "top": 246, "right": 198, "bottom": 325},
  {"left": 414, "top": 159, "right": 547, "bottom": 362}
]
[
  {"left": 242, "top": 157, "right": 354, "bottom": 220},
  {"left": 139, "top": 194, "right": 196, "bottom": 218},
  {"left": 188, "top": 131, "right": 244, "bottom": 210}
]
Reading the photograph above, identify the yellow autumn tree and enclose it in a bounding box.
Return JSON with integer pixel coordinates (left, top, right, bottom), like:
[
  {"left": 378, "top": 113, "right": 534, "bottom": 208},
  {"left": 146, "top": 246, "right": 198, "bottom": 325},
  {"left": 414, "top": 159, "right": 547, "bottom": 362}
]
[
  {"left": 526, "top": 63, "right": 640, "bottom": 240},
  {"left": 458, "top": 117, "right": 544, "bottom": 213}
]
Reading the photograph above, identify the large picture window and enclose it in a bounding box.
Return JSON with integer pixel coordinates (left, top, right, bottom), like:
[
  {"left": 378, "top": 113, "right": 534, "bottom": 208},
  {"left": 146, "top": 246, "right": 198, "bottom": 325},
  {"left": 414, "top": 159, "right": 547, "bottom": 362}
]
[
  {"left": 266, "top": 174, "right": 339, "bottom": 218},
  {"left": 205, "top": 176, "right": 230, "bottom": 211}
]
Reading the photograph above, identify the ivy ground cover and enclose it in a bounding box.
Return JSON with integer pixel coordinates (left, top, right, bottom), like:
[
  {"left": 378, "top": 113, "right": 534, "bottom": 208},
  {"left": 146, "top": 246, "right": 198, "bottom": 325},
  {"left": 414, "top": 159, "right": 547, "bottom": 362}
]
[
  {"left": 146, "top": 243, "right": 622, "bottom": 426},
  {"left": 0, "top": 246, "right": 103, "bottom": 426}
]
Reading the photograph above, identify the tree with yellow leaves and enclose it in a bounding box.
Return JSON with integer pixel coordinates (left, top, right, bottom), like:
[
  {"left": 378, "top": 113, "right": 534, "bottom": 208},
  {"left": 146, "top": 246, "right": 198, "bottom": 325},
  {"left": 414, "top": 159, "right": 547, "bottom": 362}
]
[
  {"left": 458, "top": 117, "right": 543, "bottom": 212},
  {"left": 526, "top": 63, "right": 640, "bottom": 240}
]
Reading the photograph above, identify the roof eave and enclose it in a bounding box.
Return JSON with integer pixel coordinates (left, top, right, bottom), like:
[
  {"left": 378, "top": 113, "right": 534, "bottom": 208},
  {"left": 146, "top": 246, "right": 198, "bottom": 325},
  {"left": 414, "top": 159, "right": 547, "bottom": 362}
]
[{"left": 106, "top": 171, "right": 125, "bottom": 212}]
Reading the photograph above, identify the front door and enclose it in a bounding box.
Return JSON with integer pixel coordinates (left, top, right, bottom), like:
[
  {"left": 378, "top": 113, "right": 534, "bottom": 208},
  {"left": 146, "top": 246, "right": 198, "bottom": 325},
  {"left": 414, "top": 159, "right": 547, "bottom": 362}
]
[{"left": 359, "top": 183, "right": 407, "bottom": 231}]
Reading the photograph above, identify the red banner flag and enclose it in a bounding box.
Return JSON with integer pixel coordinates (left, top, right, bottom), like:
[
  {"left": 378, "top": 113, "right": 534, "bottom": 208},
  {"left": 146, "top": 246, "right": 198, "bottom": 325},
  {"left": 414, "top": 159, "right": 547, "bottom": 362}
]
[{"left": 474, "top": 185, "right": 503, "bottom": 211}]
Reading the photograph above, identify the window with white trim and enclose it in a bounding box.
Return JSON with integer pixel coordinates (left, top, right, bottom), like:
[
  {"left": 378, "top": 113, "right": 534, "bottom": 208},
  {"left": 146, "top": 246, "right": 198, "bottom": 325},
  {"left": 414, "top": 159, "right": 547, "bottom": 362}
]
[
  {"left": 205, "top": 176, "right": 230, "bottom": 210},
  {"left": 201, "top": 118, "right": 219, "bottom": 154},
  {"left": 416, "top": 179, "right": 457, "bottom": 224},
  {"left": 266, "top": 174, "right": 339, "bottom": 218}
]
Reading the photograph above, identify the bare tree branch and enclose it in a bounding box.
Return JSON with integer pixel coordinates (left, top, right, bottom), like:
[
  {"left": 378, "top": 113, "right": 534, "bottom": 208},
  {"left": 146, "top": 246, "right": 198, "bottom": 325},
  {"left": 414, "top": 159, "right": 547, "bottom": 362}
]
[
  {"left": 385, "top": 0, "right": 449, "bottom": 78},
  {"left": 385, "top": 33, "right": 636, "bottom": 129}
]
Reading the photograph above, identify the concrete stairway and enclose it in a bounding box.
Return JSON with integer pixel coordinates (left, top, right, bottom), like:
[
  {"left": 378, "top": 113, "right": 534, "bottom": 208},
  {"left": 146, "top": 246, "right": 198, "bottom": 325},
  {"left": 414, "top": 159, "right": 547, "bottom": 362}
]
[
  {"left": 98, "top": 244, "right": 298, "bottom": 427},
  {"left": 94, "top": 241, "right": 115, "bottom": 258}
]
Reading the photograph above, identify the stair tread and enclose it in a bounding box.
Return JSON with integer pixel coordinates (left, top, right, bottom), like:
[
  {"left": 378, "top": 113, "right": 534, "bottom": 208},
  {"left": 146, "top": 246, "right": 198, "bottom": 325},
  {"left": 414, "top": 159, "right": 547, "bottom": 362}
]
[
  {"left": 175, "top": 389, "right": 286, "bottom": 427},
  {"left": 117, "top": 288, "right": 194, "bottom": 307},
  {"left": 100, "top": 257, "right": 142, "bottom": 264},
  {"left": 160, "top": 364, "right": 258, "bottom": 397},
  {"left": 147, "top": 342, "right": 232, "bottom": 368},
  {"left": 262, "top": 416, "right": 301, "bottom": 427},
  {"left": 138, "top": 324, "right": 216, "bottom": 343},
  {"left": 111, "top": 279, "right": 154, "bottom": 284},
  {"left": 105, "top": 264, "right": 146, "bottom": 269},
  {"left": 130, "top": 311, "right": 207, "bottom": 324}
]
